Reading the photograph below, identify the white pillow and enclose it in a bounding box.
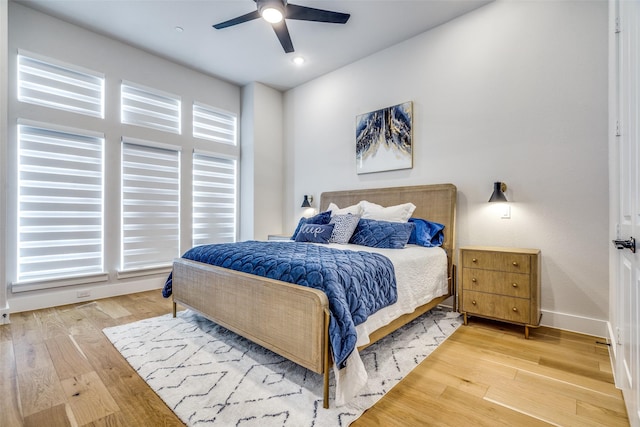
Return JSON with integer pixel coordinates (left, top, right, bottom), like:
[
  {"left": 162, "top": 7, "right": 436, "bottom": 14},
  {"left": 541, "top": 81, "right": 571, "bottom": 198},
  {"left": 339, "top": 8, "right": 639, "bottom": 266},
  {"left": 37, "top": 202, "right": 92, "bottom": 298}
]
[
  {"left": 359, "top": 200, "right": 416, "bottom": 222},
  {"left": 327, "top": 202, "right": 362, "bottom": 217}
]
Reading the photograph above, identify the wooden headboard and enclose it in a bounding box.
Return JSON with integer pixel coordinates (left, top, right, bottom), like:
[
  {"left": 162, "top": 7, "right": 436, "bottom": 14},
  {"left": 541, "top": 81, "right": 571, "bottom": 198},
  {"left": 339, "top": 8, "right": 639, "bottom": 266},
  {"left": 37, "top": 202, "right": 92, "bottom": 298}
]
[{"left": 320, "top": 183, "right": 457, "bottom": 277}]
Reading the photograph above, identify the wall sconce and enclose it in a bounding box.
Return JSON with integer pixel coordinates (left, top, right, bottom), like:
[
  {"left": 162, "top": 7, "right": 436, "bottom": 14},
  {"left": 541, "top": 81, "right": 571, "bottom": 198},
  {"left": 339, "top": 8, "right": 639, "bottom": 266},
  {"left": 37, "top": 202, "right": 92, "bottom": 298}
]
[
  {"left": 301, "top": 195, "right": 313, "bottom": 208},
  {"left": 488, "top": 182, "right": 508, "bottom": 202},
  {"left": 488, "top": 182, "right": 510, "bottom": 219}
]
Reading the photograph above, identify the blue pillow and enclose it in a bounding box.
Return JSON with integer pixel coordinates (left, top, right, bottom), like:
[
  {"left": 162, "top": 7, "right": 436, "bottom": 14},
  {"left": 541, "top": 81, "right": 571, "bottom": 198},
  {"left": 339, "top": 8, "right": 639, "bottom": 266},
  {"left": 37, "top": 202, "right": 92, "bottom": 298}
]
[
  {"left": 349, "top": 219, "right": 414, "bottom": 249},
  {"left": 291, "top": 210, "right": 332, "bottom": 240},
  {"left": 408, "top": 218, "right": 445, "bottom": 247},
  {"left": 294, "top": 223, "right": 335, "bottom": 244}
]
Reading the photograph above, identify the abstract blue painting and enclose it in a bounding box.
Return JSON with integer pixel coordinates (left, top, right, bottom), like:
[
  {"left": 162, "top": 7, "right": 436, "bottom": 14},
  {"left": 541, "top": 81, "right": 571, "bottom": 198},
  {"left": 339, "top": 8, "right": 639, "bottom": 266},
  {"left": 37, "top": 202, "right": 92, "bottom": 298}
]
[{"left": 356, "top": 101, "right": 413, "bottom": 174}]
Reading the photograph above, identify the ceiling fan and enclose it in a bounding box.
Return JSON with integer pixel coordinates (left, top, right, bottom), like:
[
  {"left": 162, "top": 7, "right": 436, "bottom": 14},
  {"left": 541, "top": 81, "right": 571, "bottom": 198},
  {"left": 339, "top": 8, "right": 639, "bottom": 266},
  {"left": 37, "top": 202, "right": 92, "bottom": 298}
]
[{"left": 212, "top": 0, "right": 350, "bottom": 53}]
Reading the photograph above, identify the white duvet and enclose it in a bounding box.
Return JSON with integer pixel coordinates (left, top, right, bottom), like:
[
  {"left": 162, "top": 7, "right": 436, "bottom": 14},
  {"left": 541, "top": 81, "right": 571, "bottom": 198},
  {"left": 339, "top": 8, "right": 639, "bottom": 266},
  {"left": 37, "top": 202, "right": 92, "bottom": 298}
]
[{"left": 322, "top": 243, "right": 449, "bottom": 405}]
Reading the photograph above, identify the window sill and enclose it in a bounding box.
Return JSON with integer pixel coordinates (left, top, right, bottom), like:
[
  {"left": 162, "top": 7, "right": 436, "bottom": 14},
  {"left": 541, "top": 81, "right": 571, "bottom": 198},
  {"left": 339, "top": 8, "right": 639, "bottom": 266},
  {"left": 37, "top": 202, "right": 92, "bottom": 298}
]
[{"left": 11, "top": 272, "right": 109, "bottom": 293}]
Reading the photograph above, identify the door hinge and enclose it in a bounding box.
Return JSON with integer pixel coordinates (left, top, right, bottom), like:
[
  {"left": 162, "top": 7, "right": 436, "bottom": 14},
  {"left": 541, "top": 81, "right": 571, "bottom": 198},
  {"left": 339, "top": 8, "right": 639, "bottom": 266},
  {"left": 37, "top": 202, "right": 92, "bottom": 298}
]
[
  {"left": 615, "top": 17, "right": 621, "bottom": 33},
  {"left": 616, "top": 120, "right": 622, "bottom": 136}
]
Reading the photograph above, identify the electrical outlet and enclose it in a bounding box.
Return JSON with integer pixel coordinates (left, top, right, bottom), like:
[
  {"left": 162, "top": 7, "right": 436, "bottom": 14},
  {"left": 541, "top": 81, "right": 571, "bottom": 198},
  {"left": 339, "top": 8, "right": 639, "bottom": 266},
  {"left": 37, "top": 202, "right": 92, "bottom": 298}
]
[
  {"left": 77, "top": 290, "right": 91, "bottom": 298},
  {"left": 501, "top": 204, "right": 511, "bottom": 219}
]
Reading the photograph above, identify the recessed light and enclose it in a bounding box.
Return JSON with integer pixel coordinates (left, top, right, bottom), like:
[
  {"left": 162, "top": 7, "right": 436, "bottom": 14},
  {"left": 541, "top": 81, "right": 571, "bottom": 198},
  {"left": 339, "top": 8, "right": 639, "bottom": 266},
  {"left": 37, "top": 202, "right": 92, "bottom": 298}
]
[
  {"left": 175, "top": 26, "right": 184, "bottom": 33},
  {"left": 292, "top": 56, "right": 305, "bottom": 65}
]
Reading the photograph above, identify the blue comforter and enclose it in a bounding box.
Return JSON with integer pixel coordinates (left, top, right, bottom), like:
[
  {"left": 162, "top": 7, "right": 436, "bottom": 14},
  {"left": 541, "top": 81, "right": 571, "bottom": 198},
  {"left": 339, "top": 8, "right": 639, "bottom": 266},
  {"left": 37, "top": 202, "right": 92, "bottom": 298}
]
[{"left": 162, "top": 241, "right": 398, "bottom": 368}]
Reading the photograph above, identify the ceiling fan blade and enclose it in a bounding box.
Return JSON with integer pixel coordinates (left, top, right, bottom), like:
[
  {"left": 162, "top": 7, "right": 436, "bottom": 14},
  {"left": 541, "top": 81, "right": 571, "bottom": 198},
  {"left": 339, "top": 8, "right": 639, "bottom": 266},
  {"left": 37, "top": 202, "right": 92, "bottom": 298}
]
[
  {"left": 285, "top": 3, "right": 350, "bottom": 24},
  {"left": 272, "top": 21, "right": 294, "bottom": 53},
  {"left": 213, "top": 10, "right": 261, "bottom": 29}
]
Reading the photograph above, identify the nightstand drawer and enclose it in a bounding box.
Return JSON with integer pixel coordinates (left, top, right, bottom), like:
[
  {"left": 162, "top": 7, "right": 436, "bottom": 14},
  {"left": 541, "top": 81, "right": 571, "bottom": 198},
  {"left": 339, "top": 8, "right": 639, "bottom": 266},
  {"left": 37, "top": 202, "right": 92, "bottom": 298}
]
[
  {"left": 462, "top": 268, "right": 530, "bottom": 298},
  {"left": 462, "top": 250, "right": 530, "bottom": 273},
  {"left": 462, "top": 290, "right": 530, "bottom": 324}
]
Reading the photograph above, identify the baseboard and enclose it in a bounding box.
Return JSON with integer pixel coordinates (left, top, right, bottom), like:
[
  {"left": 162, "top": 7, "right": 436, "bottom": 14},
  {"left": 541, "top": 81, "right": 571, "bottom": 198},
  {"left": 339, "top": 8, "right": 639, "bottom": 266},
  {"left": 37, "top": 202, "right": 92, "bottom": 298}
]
[
  {"left": 540, "top": 309, "right": 608, "bottom": 338},
  {"left": 5, "top": 285, "right": 610, "bottom": 340},
  {"left": 8, "top": 277, "right": 166, "bottom": 315}
]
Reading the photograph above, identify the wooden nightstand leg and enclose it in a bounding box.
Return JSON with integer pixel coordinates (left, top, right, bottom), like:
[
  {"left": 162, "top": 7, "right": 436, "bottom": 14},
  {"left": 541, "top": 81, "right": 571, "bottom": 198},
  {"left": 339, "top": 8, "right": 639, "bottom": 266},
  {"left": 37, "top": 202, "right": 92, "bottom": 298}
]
[
  {"left": 463, "top": 312, "right": 468, "bottom": 325},
  {"left": 525, "top": 325, "right": 530, "bottom": 339}
]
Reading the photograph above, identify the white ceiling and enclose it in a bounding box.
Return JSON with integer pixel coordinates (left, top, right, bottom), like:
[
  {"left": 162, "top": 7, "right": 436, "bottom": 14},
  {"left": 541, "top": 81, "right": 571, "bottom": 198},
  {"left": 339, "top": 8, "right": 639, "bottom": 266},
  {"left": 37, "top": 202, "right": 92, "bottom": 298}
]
[{"left": 16, "top": 0, "right": 491, "bottom": 91}]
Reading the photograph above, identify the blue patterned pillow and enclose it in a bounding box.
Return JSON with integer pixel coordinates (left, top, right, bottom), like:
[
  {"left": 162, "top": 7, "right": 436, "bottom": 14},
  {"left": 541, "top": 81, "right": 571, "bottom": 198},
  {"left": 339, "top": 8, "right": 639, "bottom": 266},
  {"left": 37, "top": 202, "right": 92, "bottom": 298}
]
[
  {"left": 294, "top": 223, "right": 335, "bottom": 244},
  {"left": 408, "top": 218, "right": 445, "bottom": 247},
  {"left": 329, "top": 214, "right": 361, "bottom": 244},
  {"left": 349, "top": 219, "right": 414, "bottom": 249},
  {"left": 291, "top": 210, "right": 332, "bottom": 240}
]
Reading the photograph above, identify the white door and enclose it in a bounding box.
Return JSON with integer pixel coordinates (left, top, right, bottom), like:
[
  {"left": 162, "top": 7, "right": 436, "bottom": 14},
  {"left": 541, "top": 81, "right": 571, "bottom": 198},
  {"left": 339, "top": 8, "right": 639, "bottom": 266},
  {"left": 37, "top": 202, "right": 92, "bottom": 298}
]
[{"left": 611, "top": 1, "right": 640, "bottom": 425}]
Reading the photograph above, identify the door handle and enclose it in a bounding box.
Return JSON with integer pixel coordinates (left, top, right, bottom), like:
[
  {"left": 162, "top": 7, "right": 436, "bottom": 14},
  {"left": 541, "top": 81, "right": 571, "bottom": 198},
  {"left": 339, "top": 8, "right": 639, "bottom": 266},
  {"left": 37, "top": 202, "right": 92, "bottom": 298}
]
[{"left": 613, "top": 237, "right": 636, "bottom": 253}]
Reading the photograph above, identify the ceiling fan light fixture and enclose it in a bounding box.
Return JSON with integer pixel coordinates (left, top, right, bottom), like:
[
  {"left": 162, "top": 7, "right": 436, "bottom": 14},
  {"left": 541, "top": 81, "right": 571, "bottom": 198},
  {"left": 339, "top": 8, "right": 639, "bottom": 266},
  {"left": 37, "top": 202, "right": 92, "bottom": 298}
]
[
  {"left": 213, "top": 0, "right": 350, "bottom": 54},
  {"left": 260, "top": 5, "right": 284, "bottom": 24}
]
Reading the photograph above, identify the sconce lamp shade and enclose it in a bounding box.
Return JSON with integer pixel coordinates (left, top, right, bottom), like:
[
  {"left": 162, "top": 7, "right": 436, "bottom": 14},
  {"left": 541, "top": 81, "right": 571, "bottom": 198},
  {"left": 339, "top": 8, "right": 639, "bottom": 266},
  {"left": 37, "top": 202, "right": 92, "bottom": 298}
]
[
  {"left": 488, "top": 182, "right": 508, "bottom": 203},
  {"left": 301, "top": 195, "right": 312, "bottom": 208}
]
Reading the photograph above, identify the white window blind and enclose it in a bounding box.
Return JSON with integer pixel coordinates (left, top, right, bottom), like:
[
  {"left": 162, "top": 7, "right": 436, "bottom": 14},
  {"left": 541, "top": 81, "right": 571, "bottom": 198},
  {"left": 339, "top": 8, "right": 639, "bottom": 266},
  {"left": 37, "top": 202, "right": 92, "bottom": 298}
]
[
  {"left": 193, "top": 102, "right": 237, "bottom": 145},
  {"left": 122, "top": 140, "right": 180, "bottom": 271},
  {"left": 192, "top": 152, "right": 237, "bottom": 246},
  {"left": 121, "top": 82, "right": 181, "bottom": 134},
  {"left": 17, "top": 52, "right": 104, "bottom": 118},
  {"left": 17, "top": 123, "right": 104, "bottom": 283}
]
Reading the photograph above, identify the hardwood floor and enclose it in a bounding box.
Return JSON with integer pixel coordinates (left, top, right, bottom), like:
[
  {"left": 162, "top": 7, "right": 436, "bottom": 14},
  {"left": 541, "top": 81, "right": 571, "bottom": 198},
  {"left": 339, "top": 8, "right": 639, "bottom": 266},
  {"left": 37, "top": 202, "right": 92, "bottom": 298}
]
[{"left": 0, "top": 290, "right": 629, "bottom": 426}]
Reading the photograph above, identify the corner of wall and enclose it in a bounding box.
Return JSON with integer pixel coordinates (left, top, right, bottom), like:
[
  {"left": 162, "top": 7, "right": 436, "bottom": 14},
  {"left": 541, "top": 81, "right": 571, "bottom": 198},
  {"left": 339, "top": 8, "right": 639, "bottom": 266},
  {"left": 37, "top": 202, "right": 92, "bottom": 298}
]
[
  {"left": 239, "top": 83, "right": 256, "bottom": 241},
  {"left": 0, "top": 0, "right": 9, "bottom": 320}
]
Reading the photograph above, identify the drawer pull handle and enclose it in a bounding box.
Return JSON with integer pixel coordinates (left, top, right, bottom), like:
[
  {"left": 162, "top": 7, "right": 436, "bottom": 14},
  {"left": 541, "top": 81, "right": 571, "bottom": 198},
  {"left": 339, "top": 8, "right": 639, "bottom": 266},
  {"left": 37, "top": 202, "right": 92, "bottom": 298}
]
[
  {"left": 472, "top": 258, "right": 478, "bottom": 263},
  {"left": 512, "top": 307, "right": 518, "bottom": 312},
  {"left": 472, "top": 300, "right": 477, "bottom": 305},
  {"left": 472, "top": 278, "right": 477, "bottom": 282},
  {"left": 512, "top": 283, "right": 518, "bottom": 288},
  {"left": 512, "top": 261, "right": 519, "bottom": 266}
]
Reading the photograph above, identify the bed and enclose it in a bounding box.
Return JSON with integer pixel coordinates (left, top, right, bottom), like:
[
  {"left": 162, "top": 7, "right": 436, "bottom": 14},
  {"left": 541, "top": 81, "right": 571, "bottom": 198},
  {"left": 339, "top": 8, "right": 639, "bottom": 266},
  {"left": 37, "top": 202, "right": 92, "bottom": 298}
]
[{"left": 167, "top": 183, "right": 457, "bottom": 408}]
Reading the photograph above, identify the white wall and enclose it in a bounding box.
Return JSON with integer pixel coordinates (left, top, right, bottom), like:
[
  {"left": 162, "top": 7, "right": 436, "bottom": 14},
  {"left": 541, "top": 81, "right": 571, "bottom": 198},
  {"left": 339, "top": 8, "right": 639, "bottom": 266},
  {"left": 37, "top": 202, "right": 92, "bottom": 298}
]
[
  {"left": 284, "top": 0, "right": 609, "bottom": 336},
  {"left": 240, "top": 82, "right": 285, "bottom": 241},
  {"left": 6, "top": 3, "right": 241, "bottom": 312}
]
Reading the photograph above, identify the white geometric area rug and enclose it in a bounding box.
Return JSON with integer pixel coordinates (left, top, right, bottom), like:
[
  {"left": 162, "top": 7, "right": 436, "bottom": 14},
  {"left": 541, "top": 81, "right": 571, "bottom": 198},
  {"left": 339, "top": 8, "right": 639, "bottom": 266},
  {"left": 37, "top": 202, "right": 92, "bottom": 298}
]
[{"left": 103, "top": 308, "right": 461, "bottom": 427}]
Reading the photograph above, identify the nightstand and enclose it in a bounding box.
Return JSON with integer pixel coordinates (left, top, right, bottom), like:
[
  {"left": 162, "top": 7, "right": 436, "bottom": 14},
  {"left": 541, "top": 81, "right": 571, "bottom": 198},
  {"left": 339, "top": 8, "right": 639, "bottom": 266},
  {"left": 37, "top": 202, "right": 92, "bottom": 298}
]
[
  {"left": 459, "top": 246, "right": 541, "bottom": 338},
  {"left": 267, "top": 234, "right": 292, "bottom": 241}
]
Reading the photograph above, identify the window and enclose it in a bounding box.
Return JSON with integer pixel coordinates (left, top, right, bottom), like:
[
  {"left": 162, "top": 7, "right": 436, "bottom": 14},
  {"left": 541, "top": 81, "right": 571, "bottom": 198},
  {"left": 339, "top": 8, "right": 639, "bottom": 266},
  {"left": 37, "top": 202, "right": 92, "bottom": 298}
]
[
  {"left": 121, "top": 81, "right": 181, "bottom": 134},
  {"left": 17, "top": 51, "right": 104, "bottom": 118},
  {"left": 193, "top": 102, "right": 237, "bottom": 145},
  {"left": 192, "top": 152, "right": 237, "bottom": 246},
  {"left": 121, "top": 139, "right": 181, "bottom": 271},
  {"left": 12, "top": 49, "right": 240, "bottom": 290},
  {"left": 16, "top": 123, "right": 104, "bottom": 283}
]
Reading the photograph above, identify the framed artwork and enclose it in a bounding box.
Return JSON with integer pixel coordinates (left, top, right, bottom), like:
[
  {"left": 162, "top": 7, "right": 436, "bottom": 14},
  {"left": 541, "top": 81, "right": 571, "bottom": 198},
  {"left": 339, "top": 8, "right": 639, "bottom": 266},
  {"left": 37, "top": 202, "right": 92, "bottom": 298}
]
[{"left": 356, "top": 101, "right": 413, "bottom": 174}]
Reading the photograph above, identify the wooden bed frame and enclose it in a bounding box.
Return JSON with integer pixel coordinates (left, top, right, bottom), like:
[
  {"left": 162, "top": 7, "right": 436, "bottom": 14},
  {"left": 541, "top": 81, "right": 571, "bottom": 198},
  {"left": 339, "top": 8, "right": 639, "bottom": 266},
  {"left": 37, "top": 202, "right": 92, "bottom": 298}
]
[{"left": 171, "top": 183, "right": 457, "bottom": 408}]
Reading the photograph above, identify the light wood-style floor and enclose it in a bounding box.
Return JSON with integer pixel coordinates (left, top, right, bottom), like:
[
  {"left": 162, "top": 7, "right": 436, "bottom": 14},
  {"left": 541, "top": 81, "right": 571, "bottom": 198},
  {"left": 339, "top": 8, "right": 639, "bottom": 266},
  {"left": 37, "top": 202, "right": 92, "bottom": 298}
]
[{"left": 0, "top": 290, "right": 629, "bottom": 426}]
